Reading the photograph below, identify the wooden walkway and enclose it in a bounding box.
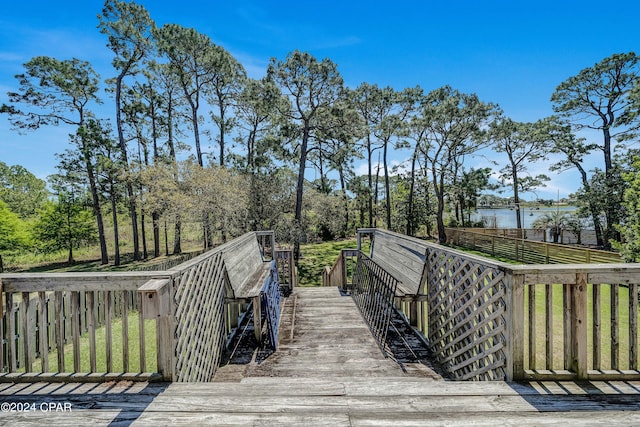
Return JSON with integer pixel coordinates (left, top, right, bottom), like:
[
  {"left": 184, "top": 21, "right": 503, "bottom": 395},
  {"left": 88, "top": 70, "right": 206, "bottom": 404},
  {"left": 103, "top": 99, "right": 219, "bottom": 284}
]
[{"left": 1, "top": 287, "right": 640, "bottom": 425}]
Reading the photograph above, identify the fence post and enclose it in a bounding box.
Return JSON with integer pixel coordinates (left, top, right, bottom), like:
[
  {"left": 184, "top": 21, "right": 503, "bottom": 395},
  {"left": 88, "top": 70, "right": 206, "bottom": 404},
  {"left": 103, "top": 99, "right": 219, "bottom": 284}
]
[
  {"left": 140, "top": 277, "right": 175, "bottom": 381},
  {"left": 506, "top": 271, "right": 525, "bottom": 381},
  {"left": 571, "top": 274, "right": 588, "bottom": 379}
]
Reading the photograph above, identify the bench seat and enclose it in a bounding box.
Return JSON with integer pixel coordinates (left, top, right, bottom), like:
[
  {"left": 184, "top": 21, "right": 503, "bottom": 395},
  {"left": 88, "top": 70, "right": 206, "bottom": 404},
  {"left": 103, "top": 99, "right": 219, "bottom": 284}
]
[{"left": 369, "top": 229, "right": 429, "bottom": 297}]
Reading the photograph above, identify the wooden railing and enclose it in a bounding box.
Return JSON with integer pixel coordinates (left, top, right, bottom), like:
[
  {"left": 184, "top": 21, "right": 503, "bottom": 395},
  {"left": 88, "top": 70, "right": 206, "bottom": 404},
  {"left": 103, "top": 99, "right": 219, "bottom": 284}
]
[
  {"left": 0, "top": 271, "right": 169, "bottom": 381},
  {"left": 328, "top": 229, "right": 640, "bottom": 382},
  {"left": 511, "top": 265, "right": 640, "bottom": 380},
  {"left": 0, "top": 231, "right": 292, "bottom": 383},
  {"left": 446, "top": 227, "right": 622, "bottom": 264},
  {"left": 275, "top": 249, "right": 297, "bottom": 291},
  {"left": 322, "top": 249, "right": 358, "bottom": 288}
]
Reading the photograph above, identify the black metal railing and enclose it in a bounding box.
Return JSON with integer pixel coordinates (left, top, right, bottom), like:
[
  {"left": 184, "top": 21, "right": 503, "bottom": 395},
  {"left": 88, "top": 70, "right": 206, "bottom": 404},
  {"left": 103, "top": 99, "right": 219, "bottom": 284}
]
[{"left": 351, "top": 252, "right": 399, "bottom": 355}]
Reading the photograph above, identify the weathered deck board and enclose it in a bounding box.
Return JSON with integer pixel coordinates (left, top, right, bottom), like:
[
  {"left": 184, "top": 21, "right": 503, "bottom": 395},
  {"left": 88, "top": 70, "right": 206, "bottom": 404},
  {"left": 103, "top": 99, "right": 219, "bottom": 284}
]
[{"left": 1, "top": 287, "right": 639, "bottom": 425}]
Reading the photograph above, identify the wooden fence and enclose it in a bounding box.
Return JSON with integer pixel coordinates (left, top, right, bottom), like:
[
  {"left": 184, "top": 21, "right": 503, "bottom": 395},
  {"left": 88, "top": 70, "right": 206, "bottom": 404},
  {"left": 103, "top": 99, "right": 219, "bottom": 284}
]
[
  {"left": 446, "top": 227, "right": 622, "bottom": 264},
  {"left": 0, "top": 231, "right": 292, "bottom": 383},
  {"left": 325, "top": 228, "right": 640, "bottom": 381}
]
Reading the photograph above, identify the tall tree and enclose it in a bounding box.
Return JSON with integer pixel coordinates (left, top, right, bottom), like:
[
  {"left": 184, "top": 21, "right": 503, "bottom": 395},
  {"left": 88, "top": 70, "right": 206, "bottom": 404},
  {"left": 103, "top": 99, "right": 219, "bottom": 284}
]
[
  {"left": 490, "top": 117, "right": 550, "bottom": 229},
  {"left": 348, "top": 84, "right": 418, "bottom": 229},
  {"left": 616, "top": 153, "right": 640, "bottom": 261},
  {"left": 147, "top": 61, "right": 187, "bottom": 253},
  {"left": 98, "top": 0, "right": 156, "bottom": 261},
  {"left": 0, "top": 162, "right": 48, "bottom": 218},
  {"left": 1, "top": 56, "right": 109, "bottom": 264},
  {"left": 455, "top": 167, "right": 495, "bottom": 227},
  {"left": 155, "top": 24, "right": 217, "bottom": 167},
  {"left": 207, "top": 49, "right": 246, "bottom": 166},
  {"left": 416, "top": 86, "right": 497, "bottom": 243},
  {"left": 545, "top": 116, "right": 605, "bottom": 246},
  {"left": 551, "top": 52, "right": 639, "bottom": 248},
  {"left": 36, "top": 174, "right": 97, "bottom": 264},
  {"left": 268, "top": 50, "right": 344, "bottom": 260}
]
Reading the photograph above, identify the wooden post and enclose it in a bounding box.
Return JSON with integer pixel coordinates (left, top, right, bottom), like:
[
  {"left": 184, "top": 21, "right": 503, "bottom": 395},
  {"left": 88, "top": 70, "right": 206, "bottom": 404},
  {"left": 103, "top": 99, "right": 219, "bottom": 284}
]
[
  {"left": 22, "top": 292, "right": 32, "bottom": 373},
  {"left": 38, "top": 291, "right": 48, "bottom": 373},
  {"left": 545, "top": 284, "right": 553, "bottom": 370},
  {"left": 630, "top": 283, "right": 638, "bottom": 370},
  {"left": 340, "top": 251, "right": 347, "bottom": 288},
  {"left": 54, "top": 291, "right": 64, "bottom": 373},
  {"left": 506, "top": 272, "right": 525, "bottom": 381},
  {"left": 253, "top": 295, "right": 262, "bottom": 345},
  {"left": 611, "top": 283, "right": 620, "bottom": 370},
  {"left": 571, "top": 274, "right": 588, "bottom": 379},
  {"left": 528, "top": 285, "right": 536, "bottom": 370},
  {"left": 545, "top": 244, "right": 550, "bottom": 264},
  {"left": 563, "top": 284, "right": 572, "bottom": 370},
  {"left": 139, "top": 277, "right": 175, "bottom": 381},
  {"left": 593, "top": 284, "right": 601, "bottom": 370},
  {"left": 409, "top": 300, "right": 418, "bottom": 327}
]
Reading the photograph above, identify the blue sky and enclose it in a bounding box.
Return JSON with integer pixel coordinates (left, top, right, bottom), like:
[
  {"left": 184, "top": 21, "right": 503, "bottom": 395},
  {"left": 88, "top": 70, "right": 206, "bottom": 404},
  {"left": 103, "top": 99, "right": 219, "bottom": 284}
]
[{"left": 1, "top": 0, "right": 639, "bottom": 200}]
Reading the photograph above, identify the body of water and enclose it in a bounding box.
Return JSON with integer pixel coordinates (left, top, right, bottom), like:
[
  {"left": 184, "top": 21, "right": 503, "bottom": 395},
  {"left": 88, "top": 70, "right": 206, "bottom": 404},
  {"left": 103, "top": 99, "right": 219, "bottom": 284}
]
[{"left": 470, "top": 206, "right": 578, "bottom": 229}]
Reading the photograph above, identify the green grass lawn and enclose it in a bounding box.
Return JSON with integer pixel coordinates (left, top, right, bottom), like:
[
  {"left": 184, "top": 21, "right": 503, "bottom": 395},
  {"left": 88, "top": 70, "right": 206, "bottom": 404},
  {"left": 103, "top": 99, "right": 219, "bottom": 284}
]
[
  {"left": 25, "top": 312, "right": 157, "bottom": 374},
  {"left": 297, "top": 239, "right": 360, "bottom": 286},
  {"left": 525, "top": 283, "right": 639, "bottom": 371}
]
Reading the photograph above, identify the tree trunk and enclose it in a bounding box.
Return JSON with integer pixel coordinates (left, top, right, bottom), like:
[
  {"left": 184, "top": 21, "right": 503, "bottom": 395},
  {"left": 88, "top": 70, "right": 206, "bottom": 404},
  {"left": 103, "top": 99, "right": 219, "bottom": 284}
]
[
  {"left": 512, "top": 175, "right": 522, "bottom": 230},
  {"left": 374, "top": 155, "right": 381, "bottom": 228},
  {"left": 153, "top": 212, "right": 160, "bottom": 258},
  {"left": 110, "top": 182, "right": 120, "bottom": 266},
  {"left": 338, "top": 166, "right": 348, "bottom": 237},
  {"left": 406, "top": 149, "right": 417, "bottom": 236},
  {"left": 383, "top": 139, "right": 392, "bottom": 230},
  {"left": 293, "top": 125, "right": 310, "bottom": 262},
  {"left": 115, "top": 74, "right": 140, "bottom": 261},
  {"left": 164, "top": 220, "right": 169, "bottom": 256},
  {"left": 191, "top": 101, "right": 203, "bottom": 167},
  {"left": 83, "top": 149, "right": 109, "bottom": 265},
  {"left": 218, "top": 99, "right": 225, "bottom": 166},
  {"left": 173, "top": 214, "right": 182, "bottom": 254},
  {"left": 432, "top": 164, "right": 447, "bottom": 244},
  {"left": 367, "top": 136, "right": 373, "bottom": 227},
  {"left": 574, "top": 161, "right": 604, "bottom": 247},
  {"left": 141, "top": 208, "right": 148, "bottom": 259}
]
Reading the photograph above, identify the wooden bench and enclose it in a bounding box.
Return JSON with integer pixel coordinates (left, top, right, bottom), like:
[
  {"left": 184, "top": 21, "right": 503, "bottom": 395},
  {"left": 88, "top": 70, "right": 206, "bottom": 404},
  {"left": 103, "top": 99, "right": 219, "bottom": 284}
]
[
  {"left": 219, "top": 232, "right": 278, "bottom": 345},
  {"left": 368, "top": 229, "right": 429, "bottom": 298}
]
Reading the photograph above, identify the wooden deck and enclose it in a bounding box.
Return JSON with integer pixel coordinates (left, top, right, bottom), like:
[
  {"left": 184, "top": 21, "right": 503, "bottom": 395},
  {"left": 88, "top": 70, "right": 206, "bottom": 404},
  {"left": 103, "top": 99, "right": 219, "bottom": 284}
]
[{"left": 1, "top": 287, "right": 640, "bottom": 426}]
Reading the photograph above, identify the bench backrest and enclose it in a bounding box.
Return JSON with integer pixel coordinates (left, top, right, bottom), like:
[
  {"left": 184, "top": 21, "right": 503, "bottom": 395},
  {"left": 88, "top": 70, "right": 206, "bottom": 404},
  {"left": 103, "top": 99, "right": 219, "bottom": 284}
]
[
  {"left": 220, "top": 233, "right": 265, "bottom": 297},
  {"left": 369, "top": 229, "right": 428, "bottom": 296}
]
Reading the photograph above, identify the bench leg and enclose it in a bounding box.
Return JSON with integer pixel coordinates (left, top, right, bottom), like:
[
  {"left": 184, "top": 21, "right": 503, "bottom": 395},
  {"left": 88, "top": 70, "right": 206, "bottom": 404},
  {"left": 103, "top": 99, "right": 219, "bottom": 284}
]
[{"left": 253, "top": 295, "right": 262, "bottom": 345}]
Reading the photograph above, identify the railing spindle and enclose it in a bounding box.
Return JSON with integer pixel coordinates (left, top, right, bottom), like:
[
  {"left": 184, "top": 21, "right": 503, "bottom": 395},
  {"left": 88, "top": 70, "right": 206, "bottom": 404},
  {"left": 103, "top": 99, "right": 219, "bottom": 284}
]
[
  {"left": 22, "top": 292, "right": 31, "bottom": 373},
  {"left": 593, "top": 284, "right": 601, "bottom": 370},
  {"left": 528, "top": 285, "right": 536, "bottom": 370},
  {"left": 38, "top": 291, "right": 48, "bottom": 373},
  {"left": 87, "top": 291, "right": 96, "bottom": 372},
  {"left": 105, "top": 290, "right": 113, "bottom": 373},
  {"left": 630, "top": 283, "right": 638, "bottom": 370},
  {"left": 122, "top": 290, "right": 129, "bottom": 373},
  {"left": 611, "top": 284, "right": 619, "bottom": 370},
  {"left": 545, "top": 284, "right": 553, "bottom": 370},
  {"left": 72, "top": 291, "right": 81, "bottom": 372},
  {"left": 6, "top": 292, "right": 16, "bottom": 372}
]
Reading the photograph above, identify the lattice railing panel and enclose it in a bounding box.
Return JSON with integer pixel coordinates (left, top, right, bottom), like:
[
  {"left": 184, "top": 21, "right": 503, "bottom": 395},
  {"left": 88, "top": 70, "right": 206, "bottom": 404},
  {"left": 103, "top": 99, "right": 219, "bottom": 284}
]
[
  {"left": 173, "top": 252, "right": 227, "bottom": 382},
  {"left": 427, "top": 249, "right": 508, "bottom": 380}
]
